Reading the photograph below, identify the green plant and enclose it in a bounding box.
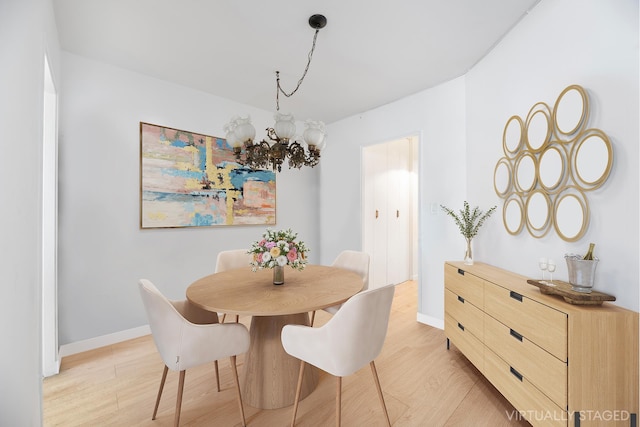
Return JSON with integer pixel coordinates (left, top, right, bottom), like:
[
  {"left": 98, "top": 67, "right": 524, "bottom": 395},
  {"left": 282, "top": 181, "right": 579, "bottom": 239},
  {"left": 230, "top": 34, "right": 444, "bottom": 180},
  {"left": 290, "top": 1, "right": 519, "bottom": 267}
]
[{"left": 440, "top": 201, "right": 496, "bottom": 239}]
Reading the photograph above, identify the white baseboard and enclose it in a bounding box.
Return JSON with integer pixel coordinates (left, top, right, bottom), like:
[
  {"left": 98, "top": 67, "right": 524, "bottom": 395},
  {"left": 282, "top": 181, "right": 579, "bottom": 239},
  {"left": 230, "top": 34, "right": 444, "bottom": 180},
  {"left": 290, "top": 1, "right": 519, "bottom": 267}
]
[
  {"left": 417, "top": 312, "right": 444, "bottom": 330},
  {"left": 59, "top": 325, "right": 151, "bottom": 358}
]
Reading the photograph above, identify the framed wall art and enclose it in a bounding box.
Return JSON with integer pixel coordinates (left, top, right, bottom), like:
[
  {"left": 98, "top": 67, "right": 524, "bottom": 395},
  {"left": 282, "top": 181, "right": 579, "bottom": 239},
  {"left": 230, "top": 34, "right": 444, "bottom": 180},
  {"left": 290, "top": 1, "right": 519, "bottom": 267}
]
[{"left": 140, "top": 122, "right": 276, "bottom": 228}]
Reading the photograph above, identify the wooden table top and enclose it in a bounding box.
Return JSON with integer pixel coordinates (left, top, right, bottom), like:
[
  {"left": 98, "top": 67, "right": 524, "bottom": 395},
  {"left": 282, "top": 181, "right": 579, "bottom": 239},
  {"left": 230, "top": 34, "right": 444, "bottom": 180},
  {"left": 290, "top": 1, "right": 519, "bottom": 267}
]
[{"left": 186, "top": 265, "right": 364, "bottom": 316}]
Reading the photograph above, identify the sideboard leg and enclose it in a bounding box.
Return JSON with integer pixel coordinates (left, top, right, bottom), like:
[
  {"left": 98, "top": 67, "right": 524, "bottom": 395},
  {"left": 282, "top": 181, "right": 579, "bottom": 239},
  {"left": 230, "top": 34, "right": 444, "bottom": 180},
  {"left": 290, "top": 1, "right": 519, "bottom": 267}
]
[{"left": 446, "top": 338, "right": 450, "bottom": 350}]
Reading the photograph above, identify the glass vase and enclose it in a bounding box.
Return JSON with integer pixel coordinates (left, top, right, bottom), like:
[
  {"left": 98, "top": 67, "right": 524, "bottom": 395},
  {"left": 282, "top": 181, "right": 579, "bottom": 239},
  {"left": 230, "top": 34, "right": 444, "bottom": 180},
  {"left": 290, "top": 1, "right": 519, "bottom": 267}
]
[
  {"left": 464, "top": 238, "right": 473, "bottom": 265},
  {"left": 273, "top": 265, "right": 284, "bottom": 285}
]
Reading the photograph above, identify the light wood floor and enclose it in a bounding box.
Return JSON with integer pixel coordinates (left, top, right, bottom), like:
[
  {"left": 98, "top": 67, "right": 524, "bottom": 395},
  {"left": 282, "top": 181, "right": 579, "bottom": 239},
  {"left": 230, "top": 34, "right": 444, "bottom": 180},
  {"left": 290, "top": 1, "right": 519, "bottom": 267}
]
[{"left": 43, "top": 281, "right": 530, "bottom": 426}]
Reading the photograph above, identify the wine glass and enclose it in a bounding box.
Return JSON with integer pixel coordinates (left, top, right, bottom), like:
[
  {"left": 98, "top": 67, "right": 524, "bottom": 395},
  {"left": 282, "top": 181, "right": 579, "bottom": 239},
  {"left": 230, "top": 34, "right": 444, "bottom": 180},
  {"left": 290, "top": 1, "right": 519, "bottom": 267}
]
[
  {"left": 547, "top": 259, "right": 556, "bottom": 285},
  {"left": 538, "top": 257, "right": 548, "bottom": 283}
]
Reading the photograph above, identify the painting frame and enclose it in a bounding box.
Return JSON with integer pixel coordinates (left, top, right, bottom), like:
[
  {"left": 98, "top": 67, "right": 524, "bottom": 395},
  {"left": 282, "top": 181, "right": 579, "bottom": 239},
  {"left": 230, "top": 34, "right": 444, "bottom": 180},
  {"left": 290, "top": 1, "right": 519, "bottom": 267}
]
[{"left": 140, "top": 122, "right": 276, "bottom": 229}]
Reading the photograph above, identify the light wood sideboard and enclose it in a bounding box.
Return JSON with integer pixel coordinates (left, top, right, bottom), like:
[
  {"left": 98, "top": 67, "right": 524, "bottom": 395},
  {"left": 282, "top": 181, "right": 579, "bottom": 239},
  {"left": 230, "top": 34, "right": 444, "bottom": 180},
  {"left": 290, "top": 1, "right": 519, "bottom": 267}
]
[{"left": 444, "top": 261, "right": 638, "bottom": 427}]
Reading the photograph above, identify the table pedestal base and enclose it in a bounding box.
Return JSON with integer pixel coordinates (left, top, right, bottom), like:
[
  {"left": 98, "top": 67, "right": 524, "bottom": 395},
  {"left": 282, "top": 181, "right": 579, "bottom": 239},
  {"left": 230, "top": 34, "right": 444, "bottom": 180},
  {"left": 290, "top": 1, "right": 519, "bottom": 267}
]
[{"left": 242, "top": 313, "right": 319, "bottom": 409}]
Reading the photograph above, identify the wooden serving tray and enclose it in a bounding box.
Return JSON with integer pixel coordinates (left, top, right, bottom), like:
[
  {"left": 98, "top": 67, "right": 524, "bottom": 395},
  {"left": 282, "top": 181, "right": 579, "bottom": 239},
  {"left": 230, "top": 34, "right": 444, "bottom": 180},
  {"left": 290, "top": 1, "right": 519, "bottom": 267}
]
[{"left": 526, "top": 279, "right": 616, "bottom": 305}]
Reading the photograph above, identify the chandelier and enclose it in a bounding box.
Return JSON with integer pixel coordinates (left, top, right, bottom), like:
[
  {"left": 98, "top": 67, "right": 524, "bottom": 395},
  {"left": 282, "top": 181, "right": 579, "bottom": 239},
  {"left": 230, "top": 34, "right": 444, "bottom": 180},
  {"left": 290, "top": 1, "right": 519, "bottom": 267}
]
[{"left": 224, "top": 14, "right": 328, "bottom": 172}]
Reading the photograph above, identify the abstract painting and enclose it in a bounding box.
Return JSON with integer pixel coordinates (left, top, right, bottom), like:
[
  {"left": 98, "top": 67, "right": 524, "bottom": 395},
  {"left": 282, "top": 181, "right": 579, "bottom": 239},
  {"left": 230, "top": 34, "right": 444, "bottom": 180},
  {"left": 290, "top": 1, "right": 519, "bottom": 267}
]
[{"left": 140, "top": 122, "right": 276, "bottom": 228}]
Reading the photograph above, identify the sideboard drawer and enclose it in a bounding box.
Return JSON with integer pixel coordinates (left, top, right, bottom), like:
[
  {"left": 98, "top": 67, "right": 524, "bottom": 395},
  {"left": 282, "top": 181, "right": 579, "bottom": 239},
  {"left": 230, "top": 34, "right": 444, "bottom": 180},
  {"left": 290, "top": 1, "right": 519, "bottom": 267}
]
[
  {"left": 484, "top": 281, "right": 567, "bottom": 361},
  {"left": 444, "top": 264, "right": 484, "bottom": 309},
  {"left": 484, "top": 313, "right": 567, "bottom": 408},
  {"left": 445, "top": 289, "right": 483, "bottom": 340},
  {"left": 484, "top": 347, "right": 566, "bottom": 427},
  {"left": 445, "top": 314, "right": 483, "bottom": 372}
]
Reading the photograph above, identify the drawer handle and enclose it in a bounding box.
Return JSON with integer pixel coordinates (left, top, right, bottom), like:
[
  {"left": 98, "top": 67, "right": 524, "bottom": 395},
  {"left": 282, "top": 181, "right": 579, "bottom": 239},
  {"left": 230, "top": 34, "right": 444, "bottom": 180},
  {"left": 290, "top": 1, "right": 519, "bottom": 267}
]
[
  {"left": 510, "top": 329, "right": 523, "bottom": 342},
  {"left": 457, "top": 268, "right": 465, "bottom": 275},
  {"left": 457, "top": 295, "right": 465, "bottom": 303},
  {"left": 509, "top": 291, "right": 523, "bottom": 302},
  {"left": 457, "top": 322, "right": 465, "bottom": 331},
  {"left": 510, "top": 366, "right": 523, "bottom": 382}
]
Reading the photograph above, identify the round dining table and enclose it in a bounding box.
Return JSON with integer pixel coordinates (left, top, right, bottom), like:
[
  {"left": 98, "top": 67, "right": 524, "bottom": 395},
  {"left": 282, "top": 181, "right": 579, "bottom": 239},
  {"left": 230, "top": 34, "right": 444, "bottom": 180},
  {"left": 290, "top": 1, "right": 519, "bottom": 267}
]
[{"left": 186, "top": 264, "right": 363, "bottom": 409}]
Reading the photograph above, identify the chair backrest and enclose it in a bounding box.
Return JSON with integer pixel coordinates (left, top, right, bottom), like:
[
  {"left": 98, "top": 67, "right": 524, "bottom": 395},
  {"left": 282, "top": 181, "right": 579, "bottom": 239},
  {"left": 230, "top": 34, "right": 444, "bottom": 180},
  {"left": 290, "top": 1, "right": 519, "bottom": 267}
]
[
  {"left": 322, "top": 284, "right": 395, "bottom": 376},
  {"left": 331, "top": 250, "right": 370, "bottom": 290},
  {"left": 215, "top": 249, "right": 253, "bottom": 273},
  {"left": 138, "top": 279, "right": 190, "bottom": 368}
]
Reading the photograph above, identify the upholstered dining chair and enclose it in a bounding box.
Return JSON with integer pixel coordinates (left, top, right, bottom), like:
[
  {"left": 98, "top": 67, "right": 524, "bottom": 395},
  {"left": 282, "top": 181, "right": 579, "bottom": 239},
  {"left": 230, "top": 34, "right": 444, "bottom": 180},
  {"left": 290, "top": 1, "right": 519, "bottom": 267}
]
[
  {"left": 281, "top": 284, "right": 395, "bottom": 427},
  {"left": 215, "top": 249, "right": 253, "bottom": 323},
  {"left": 138, "top": 279, "right": 250, "bottom": 427},
  {"left": 310, "top": 250, "right": 370, "bottom": 326}
]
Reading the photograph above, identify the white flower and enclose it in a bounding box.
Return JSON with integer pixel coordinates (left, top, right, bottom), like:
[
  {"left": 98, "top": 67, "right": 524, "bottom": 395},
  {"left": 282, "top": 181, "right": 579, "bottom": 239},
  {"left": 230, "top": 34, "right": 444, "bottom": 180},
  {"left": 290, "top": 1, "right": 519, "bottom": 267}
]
[
  {"left": 262, "top": 252, "right": 272, "bottom": 263},
  {"left": 276, "top": 255, "right": 288, "bottom": 266}
]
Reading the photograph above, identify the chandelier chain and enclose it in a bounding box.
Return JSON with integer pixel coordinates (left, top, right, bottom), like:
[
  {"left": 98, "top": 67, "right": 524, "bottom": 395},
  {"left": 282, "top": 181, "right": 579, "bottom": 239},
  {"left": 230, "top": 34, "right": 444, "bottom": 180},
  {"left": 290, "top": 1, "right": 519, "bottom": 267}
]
[{"left": 275, "top": 29, "right": 320, "bottom": 111}]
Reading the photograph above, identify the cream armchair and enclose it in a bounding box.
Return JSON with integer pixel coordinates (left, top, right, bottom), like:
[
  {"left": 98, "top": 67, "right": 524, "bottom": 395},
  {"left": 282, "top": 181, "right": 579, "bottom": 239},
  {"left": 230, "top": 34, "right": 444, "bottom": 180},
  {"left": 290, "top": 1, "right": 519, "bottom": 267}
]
[
  {"left": 310, "top": 250, "right": 370, "bottom": 325},
  {"left": 138, "top": 279, "right": 250, "bottom": 427},
  {"left": 281, "top": 284, "right": 395, "bottom": 427},
  {"left": 215, "top": 249, "right": 253, "bottom": 323}
]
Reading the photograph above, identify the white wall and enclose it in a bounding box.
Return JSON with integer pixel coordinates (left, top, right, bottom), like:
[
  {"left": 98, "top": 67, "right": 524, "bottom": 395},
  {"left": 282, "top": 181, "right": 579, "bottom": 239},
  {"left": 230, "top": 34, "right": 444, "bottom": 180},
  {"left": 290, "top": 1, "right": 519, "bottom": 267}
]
[
  {"left": 58, "top": 53, "right": 320, "bottom": 345},
  {"left": 0, "top": 0, "right": 61, "bottom": 424},
  {"left": 321, "top": 0, "right": 639, "bottom": 324},
  {"left": 321, "top": 77, "right": 467, "bottom": 321},
  {"left": 466, "top": 0, "right": 639, "bottom": 311}
]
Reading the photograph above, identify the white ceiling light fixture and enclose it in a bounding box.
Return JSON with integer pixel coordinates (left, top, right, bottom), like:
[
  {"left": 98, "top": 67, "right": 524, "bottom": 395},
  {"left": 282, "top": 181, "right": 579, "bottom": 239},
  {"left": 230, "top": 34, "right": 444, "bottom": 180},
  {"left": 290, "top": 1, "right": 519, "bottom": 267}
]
[{"left": 224, "top": 14, "right": 328, "bottom": 172}]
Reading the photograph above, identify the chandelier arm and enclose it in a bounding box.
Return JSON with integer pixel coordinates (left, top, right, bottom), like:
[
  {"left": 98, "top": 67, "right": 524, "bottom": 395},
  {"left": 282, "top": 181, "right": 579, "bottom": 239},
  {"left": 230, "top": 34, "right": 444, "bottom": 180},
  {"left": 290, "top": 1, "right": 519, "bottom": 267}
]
[{"left": 275, "top": 28, "right": 320, "bottom": 111}]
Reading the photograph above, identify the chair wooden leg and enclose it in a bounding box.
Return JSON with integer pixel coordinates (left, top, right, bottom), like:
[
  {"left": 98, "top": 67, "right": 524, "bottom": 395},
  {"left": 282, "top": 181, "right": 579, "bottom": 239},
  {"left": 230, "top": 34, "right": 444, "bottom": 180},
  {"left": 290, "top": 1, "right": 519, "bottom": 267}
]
[
  {"left": 291, "top": 360, "right": 306, "bottom": 427},
  {"left": 230, "top": 356, "right": 246, "bottom": 427},
  {"left": 214, "top": 360, "right": 220, "bottom": 392},
  {"left": 174, "top": 370, "right": 186, "bottom": 427},
  {"left": 235, "top": 315, "right": 239, "bottom": 323},
  {"left": 370, "top": 361, "right": 391, "bottom": 427},
  {"left": 152, "top": 365, "right": 169, "bottom": 420},
  {"left": 310, "top": 310, "right": 316, "bottom": 326},
  {"left": 336, "top": 376, "right": 342, "bottom": 427},
  {"left": 221, "top": 313, "right": 227, "bottom": 323}
]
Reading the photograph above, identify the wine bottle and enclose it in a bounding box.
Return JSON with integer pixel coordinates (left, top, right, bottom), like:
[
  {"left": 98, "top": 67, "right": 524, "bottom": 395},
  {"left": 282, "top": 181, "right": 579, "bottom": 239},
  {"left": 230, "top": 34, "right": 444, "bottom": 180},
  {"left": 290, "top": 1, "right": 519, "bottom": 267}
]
[{"left": 583, "top": 243, "right": 595, "bottom": 260}]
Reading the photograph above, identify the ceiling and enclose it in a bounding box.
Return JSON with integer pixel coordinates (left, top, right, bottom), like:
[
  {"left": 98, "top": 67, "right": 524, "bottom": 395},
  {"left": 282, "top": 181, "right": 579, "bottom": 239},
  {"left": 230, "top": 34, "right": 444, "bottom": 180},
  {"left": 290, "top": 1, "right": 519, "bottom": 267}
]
[{"left": 53, "top": 0, "right": 541, "bottom": 124}]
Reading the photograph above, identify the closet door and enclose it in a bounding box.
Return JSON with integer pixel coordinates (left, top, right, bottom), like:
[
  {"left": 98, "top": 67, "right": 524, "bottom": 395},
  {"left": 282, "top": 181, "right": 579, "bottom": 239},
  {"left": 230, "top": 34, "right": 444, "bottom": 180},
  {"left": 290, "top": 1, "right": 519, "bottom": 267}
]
[
  {"left": 362, "top": 139, "right": 411, "bottom": 288},
  {"left": 363, "top": 143, "right": 389, "bottom": 289},
  {"left": 386, "top": 139, "right": 411, "bottom": 285}
]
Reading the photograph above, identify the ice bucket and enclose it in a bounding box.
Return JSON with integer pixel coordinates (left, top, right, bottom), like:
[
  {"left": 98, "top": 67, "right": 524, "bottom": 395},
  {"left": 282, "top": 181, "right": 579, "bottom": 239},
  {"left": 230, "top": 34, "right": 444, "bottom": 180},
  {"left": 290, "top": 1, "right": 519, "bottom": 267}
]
[{"left": 564, "top": 254, "right": 598, "bottom": 293}]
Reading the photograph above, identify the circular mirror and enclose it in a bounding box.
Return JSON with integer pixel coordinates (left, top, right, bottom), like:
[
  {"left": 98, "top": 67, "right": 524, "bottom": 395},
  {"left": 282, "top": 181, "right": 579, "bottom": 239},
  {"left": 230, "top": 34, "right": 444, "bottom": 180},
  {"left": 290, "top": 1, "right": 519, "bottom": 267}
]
[
  {"left": 503, "top": 195, "right": 524, "bottom": 235},
  {"left": 503, "top": 115, "right": 524, "bottom": 158},
  {"left": 538, "top": 144, "right": 567, "bottom": 193},
  {"left": 525, "top": 190, "right": 551, "bottom": 238},
  {"left": 571, "top": 129, "right": 613, "bottom": 190},
  {"left": 553, "top": 187, "right": 589, "bottom": 242},
  {"left": 514, "top": 152, "right": 537, "bottom": 193},
  {"left": 553, "top": 85, "right": 589, "bottom": 138},
  {"left": 525, "top": 103, "right": 551, "bottom": 152},
  {"left": 493, "top": 158, "right": 512, "bottom": 198}
]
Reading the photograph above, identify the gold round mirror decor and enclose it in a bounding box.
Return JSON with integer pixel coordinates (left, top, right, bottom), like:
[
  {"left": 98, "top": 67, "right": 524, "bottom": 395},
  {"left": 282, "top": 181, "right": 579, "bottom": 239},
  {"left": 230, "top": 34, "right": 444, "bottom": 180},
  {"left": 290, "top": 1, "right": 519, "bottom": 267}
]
[
  {"left": 570, "top": 128, "right": 613, "bottom": 191},
  {"left": 525, "top": 189, "right": 552, "bottom": 238},
  {"left": 493, "top": 157, "right": 513, "bottom": 197},
  {"left": 525, "top": 102, "right": 552, "bottom": 153},
  {"left": 538, "top": 143, "right": 567, "bottom": 193},
  {"left": 503, "top": 115, "right": 524, "bottom": 158},
  {"left": 514, "top": 152, "right": 537, "bottom": 193},
  {"left": 503, "top": 195, "right": 525, "bottom": 235},
  {"left": 553, "top": 85, "right": 589, "bottom": 139},
  {"left": 494, "top": 84, "right": 611, "bottom": 241},
  {"left": 553, "top": 186, "right": 589, "bottom": 242}
]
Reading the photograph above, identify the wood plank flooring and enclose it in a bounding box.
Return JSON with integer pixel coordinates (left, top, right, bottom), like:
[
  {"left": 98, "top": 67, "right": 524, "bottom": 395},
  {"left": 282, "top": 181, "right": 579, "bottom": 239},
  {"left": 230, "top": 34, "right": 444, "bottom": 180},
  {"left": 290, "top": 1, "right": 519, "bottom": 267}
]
[{"left": 43, "top": 281, "right": 530, "bottom": 426}]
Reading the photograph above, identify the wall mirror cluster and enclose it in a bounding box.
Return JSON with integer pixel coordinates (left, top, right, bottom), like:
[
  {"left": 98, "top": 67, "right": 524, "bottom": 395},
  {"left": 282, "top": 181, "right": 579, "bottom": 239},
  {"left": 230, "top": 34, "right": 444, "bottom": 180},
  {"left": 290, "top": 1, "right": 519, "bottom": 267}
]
[{"left": 493, "top": 84, "right": 613, "bottom": 242}]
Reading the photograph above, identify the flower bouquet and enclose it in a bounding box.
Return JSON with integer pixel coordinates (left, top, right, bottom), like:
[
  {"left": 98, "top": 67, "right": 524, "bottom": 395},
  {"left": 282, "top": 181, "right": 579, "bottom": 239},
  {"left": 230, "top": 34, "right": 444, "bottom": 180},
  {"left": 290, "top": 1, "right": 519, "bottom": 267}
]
[{"left": 249, "top": 228, "right": 308, "bottom": 284}]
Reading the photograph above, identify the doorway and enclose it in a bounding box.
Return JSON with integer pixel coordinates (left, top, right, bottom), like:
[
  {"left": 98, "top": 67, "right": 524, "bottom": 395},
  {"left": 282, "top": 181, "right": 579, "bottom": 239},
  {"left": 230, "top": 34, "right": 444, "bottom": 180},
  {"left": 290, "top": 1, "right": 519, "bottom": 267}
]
[
  {"left": 42, "top": 54, "right": 59, "bottom": 377},
  {"left": 362, "top": 136, "right": 418, "bottom": 288}
]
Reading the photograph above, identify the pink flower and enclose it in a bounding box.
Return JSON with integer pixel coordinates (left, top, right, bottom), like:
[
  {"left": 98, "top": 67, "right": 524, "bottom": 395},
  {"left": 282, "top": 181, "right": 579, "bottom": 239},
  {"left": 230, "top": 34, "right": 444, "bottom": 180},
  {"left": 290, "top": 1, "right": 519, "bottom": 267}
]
[
  {"left": 287, "top": 249, "right": 297, "bottom": 262},
  {"left": 266, "top": 241, "right": 276, "bottom": 249}
]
